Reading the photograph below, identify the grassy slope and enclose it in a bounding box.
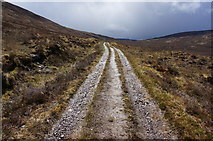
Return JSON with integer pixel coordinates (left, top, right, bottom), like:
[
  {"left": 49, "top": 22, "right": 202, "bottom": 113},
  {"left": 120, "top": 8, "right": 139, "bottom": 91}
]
[
  {"left": 2, "top": 40, "right": 104, "bottom": 139},
  {"left": 2, "top": 2, "right": 105, "bottom": 139},
  {"left": 113, "top": 42, "right": 212, "bottom": 139}
]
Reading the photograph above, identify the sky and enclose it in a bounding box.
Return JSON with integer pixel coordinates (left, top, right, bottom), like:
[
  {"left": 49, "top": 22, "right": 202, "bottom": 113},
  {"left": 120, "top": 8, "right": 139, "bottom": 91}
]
[{"left": 7, "top": 1, "right": 212, "bottom": 40}]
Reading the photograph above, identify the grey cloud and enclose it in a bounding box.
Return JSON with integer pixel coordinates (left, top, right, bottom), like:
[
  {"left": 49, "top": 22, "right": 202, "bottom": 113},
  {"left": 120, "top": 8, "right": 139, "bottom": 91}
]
[{"left": 13, "top": 2, "right": 211, "bottom": 39}]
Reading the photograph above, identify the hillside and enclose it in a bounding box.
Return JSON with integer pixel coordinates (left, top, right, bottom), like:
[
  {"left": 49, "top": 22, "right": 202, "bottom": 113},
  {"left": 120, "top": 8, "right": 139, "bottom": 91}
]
[
  {"left": 116, "top": 30, "right": 211, "bottom": 56},
  {"left": 2, "top": 1, "right": 105, "bottom": 139},
  {"left": 2, "top": 2, "right": 113, "bottom": 47}
]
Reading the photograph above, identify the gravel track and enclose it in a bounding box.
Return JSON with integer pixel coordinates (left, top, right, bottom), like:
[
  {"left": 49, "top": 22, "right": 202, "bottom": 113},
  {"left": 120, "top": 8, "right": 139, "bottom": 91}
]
[
  {"left": 114, "top": 47, "right": 177, "bottom": 139},
  {"left": 46, "top": 43, "right": 109, "bottom": 140},
  {"left": 88, "top": 47, "right": 129, "bottom": 139},
  {"left": 45, "top": 42, "right": 177, "bottom": 139}
]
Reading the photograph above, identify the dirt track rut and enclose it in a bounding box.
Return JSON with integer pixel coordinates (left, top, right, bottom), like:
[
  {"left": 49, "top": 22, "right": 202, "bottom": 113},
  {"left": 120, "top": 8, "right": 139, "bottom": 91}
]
[{"left": 46, "top": 42, "right": 177, "bottom": 139}]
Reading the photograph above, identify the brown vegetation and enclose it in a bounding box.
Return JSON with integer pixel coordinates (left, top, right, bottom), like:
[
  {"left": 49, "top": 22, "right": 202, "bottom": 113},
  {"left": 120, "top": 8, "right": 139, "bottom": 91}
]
[
  {"left": 2, "top": 1, "right": 212, "bottom": 139},
  {"left": 2, "top": 2, "right": 104, "bottom": 139},
  {"left": 113, "top": 41, "right": 212, "bottom": 139}
]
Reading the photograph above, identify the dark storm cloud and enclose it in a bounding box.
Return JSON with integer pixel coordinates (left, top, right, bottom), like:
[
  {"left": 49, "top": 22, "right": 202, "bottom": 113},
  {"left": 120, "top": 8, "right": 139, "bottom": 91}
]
[{"left": 10, "top": 2, "right": 211, "bottom": 40}]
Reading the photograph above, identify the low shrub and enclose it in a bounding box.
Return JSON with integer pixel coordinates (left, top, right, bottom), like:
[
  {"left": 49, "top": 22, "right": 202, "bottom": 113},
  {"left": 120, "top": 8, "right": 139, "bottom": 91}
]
[{"left": 23, "top": 86, "right": 47, "bottom": 105}]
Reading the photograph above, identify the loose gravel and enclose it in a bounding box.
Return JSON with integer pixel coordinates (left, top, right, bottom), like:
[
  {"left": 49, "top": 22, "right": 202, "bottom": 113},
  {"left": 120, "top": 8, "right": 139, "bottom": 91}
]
[
  {"left": 46, "top": 43, "right": 109, "bottom": 140},
  {"left": 114, "top": 47, "right": 177, "bottom": 139},
  {"left": 88, "top": 47, "right": 129, "bottom": 139}
]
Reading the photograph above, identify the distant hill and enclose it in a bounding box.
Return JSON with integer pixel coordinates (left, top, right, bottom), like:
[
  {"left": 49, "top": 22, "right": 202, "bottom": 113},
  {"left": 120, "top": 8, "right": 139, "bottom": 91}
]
[
  {"left": 115, "top": 38, "right": 137, "bottom": 41},
  {"left": 153, "top": 30, "right": 212, "bottom": 39},
  {"left": 115, "top": 30, "right": 212, "bottom": 56}
]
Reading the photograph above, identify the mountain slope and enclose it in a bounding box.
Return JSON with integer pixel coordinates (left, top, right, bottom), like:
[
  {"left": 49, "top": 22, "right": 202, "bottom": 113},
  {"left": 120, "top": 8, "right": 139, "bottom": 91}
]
[
  {"left": 153, "top": 30, "right": 212, "bottom": 39},
  {"left": 3, "top": 2, "right": 88, "bottom": 39},
  {"left": 2, "top": 1, "right": 105, "bottom": 139},
  {"left": 2, "top": 2, "right": 113, "bottom": 47}
]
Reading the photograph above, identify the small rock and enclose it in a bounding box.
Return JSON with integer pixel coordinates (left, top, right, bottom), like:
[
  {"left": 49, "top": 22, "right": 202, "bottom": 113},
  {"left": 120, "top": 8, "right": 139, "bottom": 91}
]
[
  {"left": 68, "top": 109, "right": 72, "bottom": 112},
  {"left": 108, "top": 118, "right": 114, "bottom": 122},
  {"left": 60, "top": 134, "right": 64, "bottom": 138}
]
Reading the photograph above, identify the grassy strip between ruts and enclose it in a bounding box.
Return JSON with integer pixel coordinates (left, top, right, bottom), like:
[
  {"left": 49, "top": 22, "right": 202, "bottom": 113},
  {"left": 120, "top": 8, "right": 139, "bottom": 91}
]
[
  {"left": 112, "top": 43, "right": 212, "bottom": 139},
  {"left": 79, "top": 45, "right": 111, "bottom": 139}
]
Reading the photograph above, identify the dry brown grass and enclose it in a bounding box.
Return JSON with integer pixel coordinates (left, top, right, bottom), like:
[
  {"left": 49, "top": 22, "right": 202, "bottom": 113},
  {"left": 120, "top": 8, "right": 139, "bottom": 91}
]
[
  {"left": 2, "top": 40, "right": 104, "bottom": 139},
  {"left": 113, "top": 41, "right": 212, "bottom": 139}
]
